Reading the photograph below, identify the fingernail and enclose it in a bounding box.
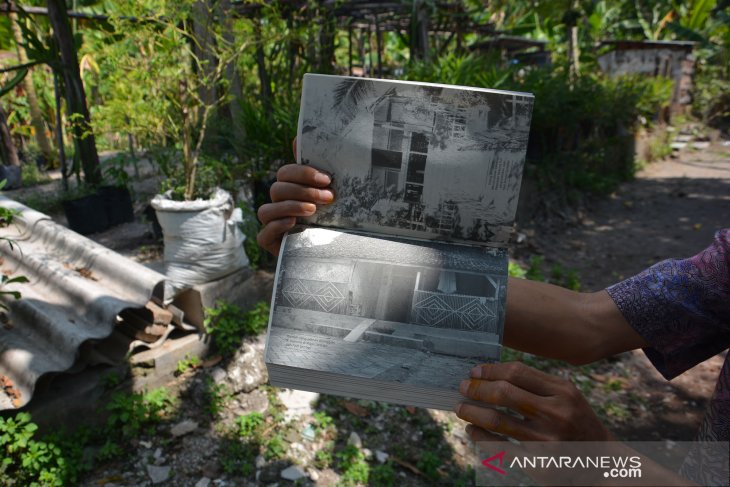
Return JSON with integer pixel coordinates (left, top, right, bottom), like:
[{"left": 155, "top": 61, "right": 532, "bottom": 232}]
[
  {"left": 453, "top": 402, "right": 462, "bottom": 415},
  {"left": 302, "top": 203, "right": 316, "bottom": 215},
  {"left": 459, "top": 380, "right": 470, "bottom": 396},
  {"left": 314, "top": 172, "right": 331, "bottom": 185},
  {"left": 318, "top": 189, "right": 334, "bottom": 203},
  {"left": 284, "top": 217, "right": 296, "bottom": 226},
  {"left": 470, "top": 366, "right": 482, "bottom": 379}
]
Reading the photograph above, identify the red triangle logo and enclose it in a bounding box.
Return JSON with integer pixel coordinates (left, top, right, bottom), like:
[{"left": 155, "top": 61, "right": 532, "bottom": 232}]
[{"left": 482, "top": 450, "right": 507, "bottom": 475}]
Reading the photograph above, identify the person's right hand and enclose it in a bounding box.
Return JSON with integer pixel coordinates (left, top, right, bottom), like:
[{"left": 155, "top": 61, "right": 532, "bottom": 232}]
[{"left": 256, "top": 164, "right": 334, "bottom": 256}]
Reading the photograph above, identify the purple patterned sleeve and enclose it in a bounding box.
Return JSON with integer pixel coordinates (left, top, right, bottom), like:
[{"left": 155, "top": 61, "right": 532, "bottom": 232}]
[{"left": 606, "top": 229, "right": 730, "bottom": 380}]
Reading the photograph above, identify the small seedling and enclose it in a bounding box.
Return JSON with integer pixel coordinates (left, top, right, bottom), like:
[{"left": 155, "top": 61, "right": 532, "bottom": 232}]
[{"left": 175, "top": 355, "right": 201, "bottom": 375}]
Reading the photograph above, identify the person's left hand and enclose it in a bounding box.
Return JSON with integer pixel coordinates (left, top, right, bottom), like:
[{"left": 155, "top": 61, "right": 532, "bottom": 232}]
[{"left": 454, "top": 361, "right": 612, "bottom": 442}]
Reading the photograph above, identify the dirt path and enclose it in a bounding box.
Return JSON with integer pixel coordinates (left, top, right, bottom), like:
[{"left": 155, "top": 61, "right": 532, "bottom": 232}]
[{"left": 523, "top": 140, "right": 730, "bottom": 441}]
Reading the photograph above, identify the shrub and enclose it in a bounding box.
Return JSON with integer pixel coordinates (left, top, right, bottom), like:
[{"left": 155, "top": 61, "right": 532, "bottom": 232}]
[
  {"left": 0, "top": 413, "right": 75, "bottom": 486},
  {"left": 403, "top": 56, "right": 673, "bottom": 197},
  {"left": 204, "top": 300, "right": 270, "bottom": 356},
  {"left": 104, "top": 388, "right": 175, "bottom": 439},
  {"left": 693, "top": 63, "right": 730, "bottom": 130}
]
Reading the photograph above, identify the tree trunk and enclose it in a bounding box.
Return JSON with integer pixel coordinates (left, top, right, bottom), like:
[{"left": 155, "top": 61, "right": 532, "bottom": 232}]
[
  {"left": 10, "top": 11, "right": 55, "bottom": 165},
  {"left": 317, "top": 6, "right": 336, "bottom": 74},
  {"left": 192, "top": 1, "right": 217, "bottom": 107},
  {"left": 46, "top": 0, "right": 101, "bottom": 185},
  {"left": 0, "top": 105, "right": 21, "bottom": 167},
  {"left": 254, "top": 21, "right": 272, "bottom": 115},
  {"left": 568, "top": 25, "right": 580, "bottom": 84},
  {"left": 219, "top": 0, "right": 245, "bottom": 157},
  {"left": 410, "top": 0, "right": 430, "bottom": 61}
]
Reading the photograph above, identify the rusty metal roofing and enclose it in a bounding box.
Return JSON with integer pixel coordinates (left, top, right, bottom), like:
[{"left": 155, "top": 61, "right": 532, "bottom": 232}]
[{"left": 0, "top": 196, "right": 166, "bottom": 410}]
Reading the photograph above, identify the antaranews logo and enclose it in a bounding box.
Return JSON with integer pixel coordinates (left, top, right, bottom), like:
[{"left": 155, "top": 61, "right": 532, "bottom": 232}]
[
  {"left": 482, "top": 451, "right": 507, "bottom": 475},
  {"left": 480, "top": 451, "right": 642, "bottom": 481},
  {"left": 482, "top": 450, "right": 507, "bottom": 475}
]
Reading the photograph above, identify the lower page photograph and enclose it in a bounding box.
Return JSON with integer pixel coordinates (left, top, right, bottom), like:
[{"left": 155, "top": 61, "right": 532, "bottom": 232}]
[{"left": 264, "top": 227, "right": 508, "bottom": 410}]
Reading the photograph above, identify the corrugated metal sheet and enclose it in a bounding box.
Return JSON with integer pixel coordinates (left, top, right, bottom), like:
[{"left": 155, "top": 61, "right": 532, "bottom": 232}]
[{"left": 0, "top": 196, "right": 166, "bottom": 410}]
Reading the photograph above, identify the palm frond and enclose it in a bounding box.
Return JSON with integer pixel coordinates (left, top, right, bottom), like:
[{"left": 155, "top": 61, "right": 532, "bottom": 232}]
[{"left": 332, "top": 79, "right": 374, "bottom": 112}]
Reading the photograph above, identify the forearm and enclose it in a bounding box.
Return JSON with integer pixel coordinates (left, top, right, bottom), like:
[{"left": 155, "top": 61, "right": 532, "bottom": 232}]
[{"left": 503, "top": 277, "right": 646, "bottom": 365}]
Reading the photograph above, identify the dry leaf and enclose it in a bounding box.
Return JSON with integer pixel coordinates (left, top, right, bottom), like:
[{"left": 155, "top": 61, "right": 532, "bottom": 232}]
[{"left": 343, "top": 401, "right": 369, "bottom": 417}]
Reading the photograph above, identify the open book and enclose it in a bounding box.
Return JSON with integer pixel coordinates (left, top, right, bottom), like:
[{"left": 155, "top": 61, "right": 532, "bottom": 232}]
[{"left": 264, "top": 74, "right": 534, "bottom": 410}]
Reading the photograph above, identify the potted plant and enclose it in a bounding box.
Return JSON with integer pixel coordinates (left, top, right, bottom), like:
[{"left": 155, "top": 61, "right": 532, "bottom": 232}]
[
  {"left": 61, "top": 183, "right": 108, "bottom": 235},
  {"left": 134, "top": 5, "right": 251, "bottom": 299},
  {"left": 99, "top": 154, "right": 134, "bottom": 227}
]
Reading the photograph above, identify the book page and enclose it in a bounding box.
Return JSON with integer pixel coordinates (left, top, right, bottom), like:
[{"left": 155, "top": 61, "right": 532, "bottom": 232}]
[
  {"left": 265, "top": 227, "right": 508, "bottom": 403},
  {"left": 297, "top": 74, "right": 534, "bottom": 246}
]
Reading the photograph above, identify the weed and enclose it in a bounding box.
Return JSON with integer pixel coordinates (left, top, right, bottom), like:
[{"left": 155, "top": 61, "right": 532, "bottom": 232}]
[
  {"left": 263, "top": 433, "right": 286, "bottom": 460},
  {"left": 604, "top": 378, "right": 624, "bottom": 392},
  {"left": 647, "top": 129, "right": 673, "bottom": 162},
  {"left": 16, "top": 191, "right": 64, "bottom": 215},
  {"left": 565, "top": 269, "right": 582, "bottom": 291},
  {"left": 312, "top": 411, "right": 334, "bottom": 437},
  {"left": 508, "top": 261, "right": 526, "bottom": 279},
  {"left": 416, "top": 450, "right": 442, "bottom": 481},
  {"left": 550, "top": 263, "right": 564, "bottom": 283},
  {"left": 0, "top": 412, "right": 73, "bottom": 486},
  {"left": 100, "top": 372, "right": 122, "bottom": 390},
  {"left": 525, "top": 255, "right": 545, "bottom": 282},
  {"left": 236, "top": 412, "right": 265, "bottom": 438},
  {"left": 262, "top": 385, "right": 287, "bottom": 424},
  {"left": 238, "top": 203, "right": 262, "bottom": 269},
  {"left": 336, "top": 445, "right": 369, "bottom": 485},
  {"left": 219, "top": 438, "right": 257, "bottom": 477},
  {"left": 601, "top": 402, "right": 630, "bottom": 420},
  {"left": 204, "top": 300, "right": 270, "bottom": 356},
  {"left": 513, "top": 256, "right": 582, "bottom": 291},
  {"left": 370, "top": 462, "right": 396, "bottom": 486},
  {"left": 21, "top": 164, "right": 52, "bottom": 187},
  {"left": 104, "top": 388, "right": 174, "bottom": 439},
  {"left": 97, "top": 440, "right": 123, "bottom": 462},
  {"left": 175, "top": 355, "right": 201, "bottom": 375},
  {"left": 314, "top": 443, "right": 334, "bottom": 469},
  {"left": 205, "top": 378, "right": 231, "bottom": 417}
]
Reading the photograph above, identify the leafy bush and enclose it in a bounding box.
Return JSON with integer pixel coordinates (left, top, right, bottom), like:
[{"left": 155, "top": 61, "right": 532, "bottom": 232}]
[
  {"left": 693, "top": 63, "right": 730, "bottom": 129},
  {"left": 404, "top": 56, "right": 673, "bottom": 196},
  {"left": 403, "top": 51, "right": 512, "bottom": 89},
  {"left": 204, "top": 300, "right": 270, "bottom": 356},
  {"left": 0, "top": 413, "right": 74, "bottom": 486},
  {"left": 104, "top": 388, "right": 175, "bottom": 439},
  {"left": 234, "top": 96, "right": 299, "bottom": 197},
  {"left": 514, "top": 69, "right": 672, "bottom": 195},
  {"left": 20, "top": 164, "right": 51, "bottom": 187}
]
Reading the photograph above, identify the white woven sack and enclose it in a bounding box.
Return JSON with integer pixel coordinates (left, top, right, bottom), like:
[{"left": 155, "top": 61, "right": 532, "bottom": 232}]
[{"left": 151, "top": 188, "right": 248, "bottom": 299}]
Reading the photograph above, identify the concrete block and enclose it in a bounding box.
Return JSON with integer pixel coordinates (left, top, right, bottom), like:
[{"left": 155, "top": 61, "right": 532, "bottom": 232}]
[{"left": 172, "top": 268, "right": 273, "bottom": 331}]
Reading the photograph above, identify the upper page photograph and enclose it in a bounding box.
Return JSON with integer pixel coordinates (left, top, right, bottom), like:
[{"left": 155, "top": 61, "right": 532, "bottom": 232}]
[{"left": 297, "top": 74, "right": 534, "bottom": 247}]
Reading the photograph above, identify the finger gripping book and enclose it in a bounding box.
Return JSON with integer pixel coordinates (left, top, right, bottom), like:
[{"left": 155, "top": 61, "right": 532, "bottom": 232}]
[{"left": 264, "top": 74, "right": 534, "bottom": 410}]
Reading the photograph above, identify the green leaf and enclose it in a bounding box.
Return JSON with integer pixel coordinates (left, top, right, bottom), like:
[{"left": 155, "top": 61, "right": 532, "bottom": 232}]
[
  {"left": 0, "top": 68, "right": 29, "bottom": 99},
  {"left": 4, "top": 276, "right": 30, "bottom": 285}
]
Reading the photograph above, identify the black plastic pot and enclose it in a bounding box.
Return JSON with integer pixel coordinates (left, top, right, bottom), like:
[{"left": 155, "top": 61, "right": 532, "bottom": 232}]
[
  {"left": 98, "top": 185, "right": 134, "bottom": 227},
  {"left": 62, "top": 193, "right": 109, "bottom": 235}
]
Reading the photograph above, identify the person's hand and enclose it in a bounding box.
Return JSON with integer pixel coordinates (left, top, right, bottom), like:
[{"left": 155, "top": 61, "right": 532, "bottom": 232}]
[
  {"left": 455, "top": 361, "right": 612, "bottom": 442},
  {"left": 256, "top": 164, "right": 334, "bottom": 256}
]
